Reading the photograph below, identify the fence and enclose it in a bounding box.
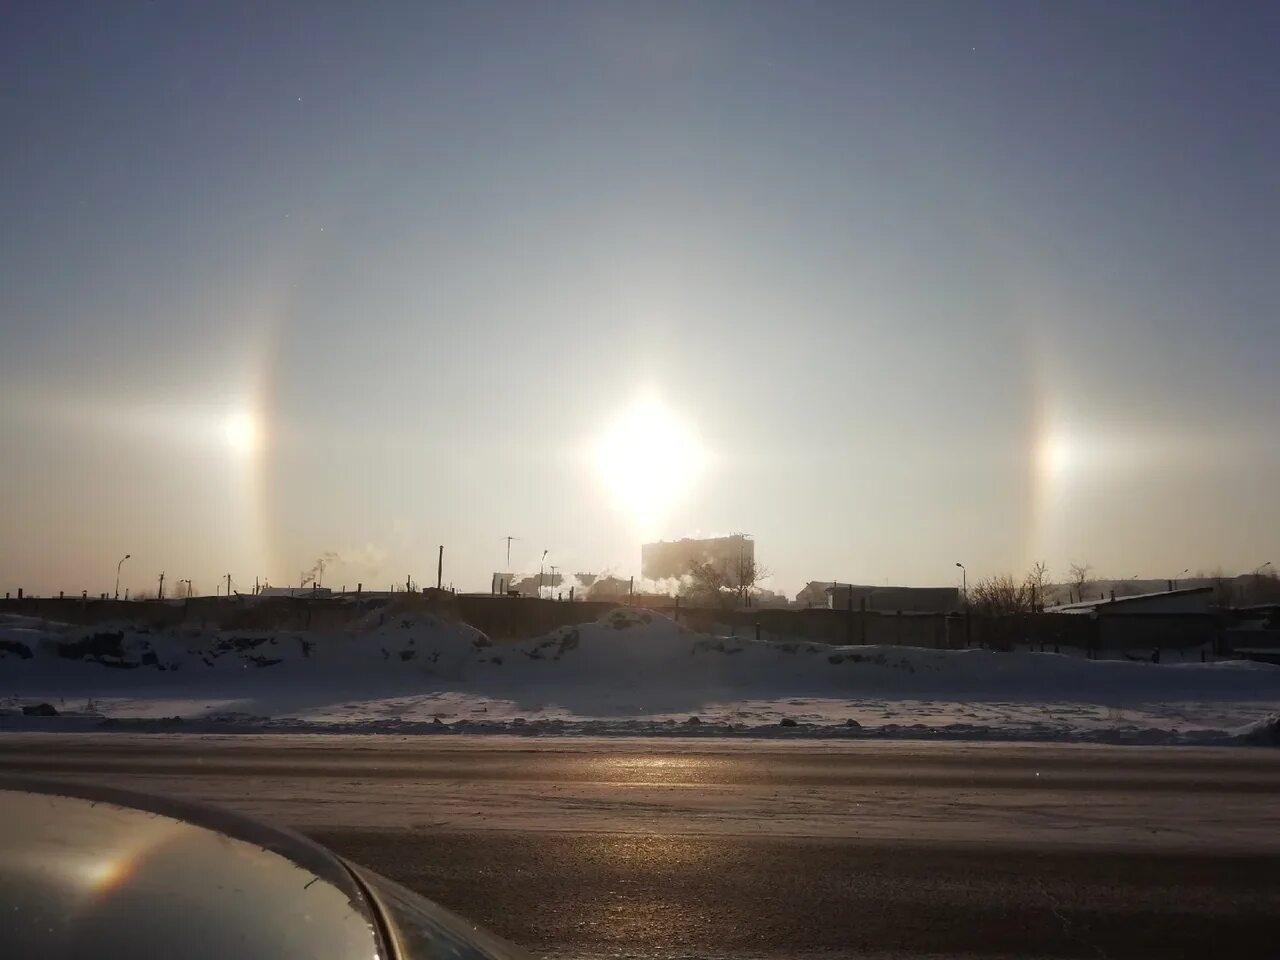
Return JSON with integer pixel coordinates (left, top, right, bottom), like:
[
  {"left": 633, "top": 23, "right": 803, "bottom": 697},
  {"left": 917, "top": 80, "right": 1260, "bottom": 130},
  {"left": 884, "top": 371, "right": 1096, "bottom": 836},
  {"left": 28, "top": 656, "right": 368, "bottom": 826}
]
[{"left": 0, "top": 594, "right": 1224, "bottom": 653}]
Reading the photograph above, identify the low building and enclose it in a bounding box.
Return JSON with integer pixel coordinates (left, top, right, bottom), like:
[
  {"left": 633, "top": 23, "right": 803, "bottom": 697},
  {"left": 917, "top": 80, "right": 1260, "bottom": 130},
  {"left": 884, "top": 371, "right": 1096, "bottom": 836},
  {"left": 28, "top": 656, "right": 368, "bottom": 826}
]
[
  {"left": 586, "top": 576, "right": 631, "bottom": 601},
  {"left": 1045, "top": 586, "right": 1214, "bottom": 615},
  {"left": 258, "top": 586, "right": 332, "bottom": 598},
  {"left": 795, "top": 581, "right": 833, "bottom": 607},
  {"left": 824, "top": 583, "right": 961, "bottom": 613}
]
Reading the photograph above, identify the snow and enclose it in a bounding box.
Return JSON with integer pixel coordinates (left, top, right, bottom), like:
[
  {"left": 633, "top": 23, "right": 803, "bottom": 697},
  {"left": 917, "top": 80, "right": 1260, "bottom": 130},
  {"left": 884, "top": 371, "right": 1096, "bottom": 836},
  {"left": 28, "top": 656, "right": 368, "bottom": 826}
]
[{"left": 2, "top": 607, "right": 1278, "bottom": 745}]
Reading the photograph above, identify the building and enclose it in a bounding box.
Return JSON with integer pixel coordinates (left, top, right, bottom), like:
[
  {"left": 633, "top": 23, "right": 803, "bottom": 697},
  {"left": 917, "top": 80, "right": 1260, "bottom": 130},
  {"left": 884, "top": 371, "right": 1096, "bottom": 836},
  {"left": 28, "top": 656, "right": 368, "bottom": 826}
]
[
  {"left": 490, "top": 572, "right": 560, "bottom": 596},
  {"left": 258, "top": 586, "right": 332, "bottom": 598},
  {"left": 823, "top": 583, "right": 961, "bottom": 613},
  {"left": 492, "top": 572, "right": 600, "bottom": 596},
  {"left": 641, "top": 534, "right": 754, "bottom": 580},
  {"left": 795, "top": 581, "right": 833, "bottom": 607},
  {"left": 586, "top": 575, "right": 631, "bottom": 601},
  {"left": 513, "top": 572, "right": 562, "bottom": 596},
  {"left": 1046, "top": 586, "right": 1214, "bottom": 615}
]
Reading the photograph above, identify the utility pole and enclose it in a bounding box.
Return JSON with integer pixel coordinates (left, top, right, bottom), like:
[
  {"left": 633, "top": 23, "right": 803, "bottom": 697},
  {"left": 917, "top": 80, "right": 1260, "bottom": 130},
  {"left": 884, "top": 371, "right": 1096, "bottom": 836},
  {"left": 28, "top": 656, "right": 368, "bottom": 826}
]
[
  {"left": 226, "top": 573, "right": 232, "bottom": 597},
  {"left": 549, "top": 565, "right": 558, "bottom": 599},
  {"left": 437, "top": 545, "right": 443, "bottom": 590},
  {"left": 158, "top": 572, "right": 165, "bottom": 600}
]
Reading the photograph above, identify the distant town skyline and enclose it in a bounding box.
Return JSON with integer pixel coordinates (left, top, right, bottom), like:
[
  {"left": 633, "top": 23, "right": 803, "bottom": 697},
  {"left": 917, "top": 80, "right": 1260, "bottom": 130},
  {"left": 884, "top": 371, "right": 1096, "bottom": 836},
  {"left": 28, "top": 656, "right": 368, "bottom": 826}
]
[
  {"left": 3, "top": 3, "right": 1278, "bottom": 598},
  {"left": 3, "top": 540, "right": 1269, "bottom": 603}
]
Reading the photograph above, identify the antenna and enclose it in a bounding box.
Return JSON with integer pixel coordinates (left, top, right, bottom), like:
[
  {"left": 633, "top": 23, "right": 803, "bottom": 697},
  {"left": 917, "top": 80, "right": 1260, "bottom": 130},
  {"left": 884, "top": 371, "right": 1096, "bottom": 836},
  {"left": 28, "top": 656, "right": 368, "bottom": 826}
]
[{"left": 503, "top": 535, "right": 521, "bottom": 568}]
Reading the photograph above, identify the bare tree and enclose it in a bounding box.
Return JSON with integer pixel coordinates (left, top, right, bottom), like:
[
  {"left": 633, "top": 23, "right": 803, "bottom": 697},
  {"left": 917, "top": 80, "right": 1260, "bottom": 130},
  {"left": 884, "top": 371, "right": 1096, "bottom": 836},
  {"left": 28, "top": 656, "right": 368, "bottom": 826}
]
[
  {"left": 729, "top": 554, "right": 771, "bottom": 606},
  {"left": 968, "top": 574, "right": 1032, "bottom": 615},
  {"left": 1025, "top": 561, "right": 1049, "bottom": 611},
  {"left": 1207, "top": 567, "right": 1238, "bottom": 607},
  {"left": 1068, "top": 562, "right": 1094, "bottom": 603},
  {"left": 684, "top": 561, "right": 734, "bottom": 609}
]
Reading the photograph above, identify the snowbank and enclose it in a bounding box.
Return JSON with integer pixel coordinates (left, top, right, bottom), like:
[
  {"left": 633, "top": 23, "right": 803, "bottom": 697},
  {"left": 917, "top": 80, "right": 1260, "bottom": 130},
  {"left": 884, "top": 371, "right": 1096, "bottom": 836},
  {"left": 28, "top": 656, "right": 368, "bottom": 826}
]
[{"left": 2, "top": 608, "right": 1278, "bottom": 745}]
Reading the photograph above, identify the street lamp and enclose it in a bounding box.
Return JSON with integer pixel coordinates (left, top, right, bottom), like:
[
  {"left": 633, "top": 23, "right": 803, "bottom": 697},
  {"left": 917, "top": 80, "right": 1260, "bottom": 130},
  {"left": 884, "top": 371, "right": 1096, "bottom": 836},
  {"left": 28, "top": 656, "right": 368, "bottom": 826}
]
[
  {"left": 115, "top": 554, "right": 131, "bottom": 600},
  {"left": 955, "top": 562, "right": 966, "bottom": 604},
  {"left": 539, "top": 550, "right": 548, "bottom": 599}
]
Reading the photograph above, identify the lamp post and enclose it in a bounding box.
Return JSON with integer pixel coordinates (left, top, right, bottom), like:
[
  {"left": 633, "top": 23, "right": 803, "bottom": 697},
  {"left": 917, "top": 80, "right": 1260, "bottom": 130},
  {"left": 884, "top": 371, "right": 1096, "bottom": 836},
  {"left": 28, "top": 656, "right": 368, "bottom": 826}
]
[
  {"left": 115, "top": 554, "right": 131, "bottom": 600},
  {"left": 955, "top": 562, "right": 966, "bottom": 605},
  {"left": 539, "top": 550, "right": 548, "bottom": 599}
]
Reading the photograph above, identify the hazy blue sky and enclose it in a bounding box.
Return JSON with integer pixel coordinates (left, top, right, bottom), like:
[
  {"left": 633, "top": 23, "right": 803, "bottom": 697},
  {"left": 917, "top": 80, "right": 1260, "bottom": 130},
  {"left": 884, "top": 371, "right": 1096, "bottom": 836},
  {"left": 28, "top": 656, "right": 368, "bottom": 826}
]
[{"left": 3, "top": 1, "right": 1278, "bottom": 597}]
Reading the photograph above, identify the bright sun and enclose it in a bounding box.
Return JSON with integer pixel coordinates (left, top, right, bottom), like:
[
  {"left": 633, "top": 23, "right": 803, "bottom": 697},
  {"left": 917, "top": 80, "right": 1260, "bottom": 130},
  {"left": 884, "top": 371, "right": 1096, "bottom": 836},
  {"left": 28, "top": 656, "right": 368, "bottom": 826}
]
[{"left": 594, "top": 398, "right": 705, "bottom": 531}]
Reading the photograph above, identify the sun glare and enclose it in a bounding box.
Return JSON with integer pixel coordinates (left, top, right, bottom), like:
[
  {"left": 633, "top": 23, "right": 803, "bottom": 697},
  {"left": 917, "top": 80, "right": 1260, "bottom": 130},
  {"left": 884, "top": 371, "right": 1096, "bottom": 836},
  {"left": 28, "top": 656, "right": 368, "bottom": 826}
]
[
  {"left": 594, "top": 398, "right": 705, "bottom": 531},
  {"left": 223, "top": 411, "right": 261, "bottom": 456}
]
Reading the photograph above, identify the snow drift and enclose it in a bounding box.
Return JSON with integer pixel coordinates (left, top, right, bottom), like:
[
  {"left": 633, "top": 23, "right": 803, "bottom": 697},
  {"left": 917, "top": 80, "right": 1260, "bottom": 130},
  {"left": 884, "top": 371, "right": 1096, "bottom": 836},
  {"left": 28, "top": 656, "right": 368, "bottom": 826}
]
[{"left": 2, "top": 607, "right": 1278, "bottom": 745}]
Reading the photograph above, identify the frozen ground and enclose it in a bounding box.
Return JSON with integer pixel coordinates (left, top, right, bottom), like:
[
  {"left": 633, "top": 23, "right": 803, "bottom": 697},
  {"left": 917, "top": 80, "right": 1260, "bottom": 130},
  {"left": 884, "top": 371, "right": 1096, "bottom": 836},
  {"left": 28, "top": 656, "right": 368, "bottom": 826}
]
[
  {"left": 2, "top": 607, "right": 1278, "bottom": 745},
  {"left": 5, "top": 733, "right": 1277, "bottom": 959}
]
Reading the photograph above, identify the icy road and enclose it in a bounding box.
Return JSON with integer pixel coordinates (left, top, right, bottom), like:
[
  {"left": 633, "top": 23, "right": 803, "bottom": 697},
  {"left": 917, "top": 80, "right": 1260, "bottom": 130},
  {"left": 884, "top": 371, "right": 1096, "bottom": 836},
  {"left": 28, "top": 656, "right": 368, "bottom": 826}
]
[{"left": 2, "top": 734, "right": 1278, "bottom": 959}]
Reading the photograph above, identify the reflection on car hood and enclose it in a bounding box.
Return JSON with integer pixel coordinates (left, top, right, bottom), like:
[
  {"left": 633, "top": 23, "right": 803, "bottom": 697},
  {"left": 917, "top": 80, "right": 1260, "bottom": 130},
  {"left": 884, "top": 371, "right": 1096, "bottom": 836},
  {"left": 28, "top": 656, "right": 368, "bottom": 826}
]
[{"left": 0, "top": 778, "right": 383, "bottom": 960}]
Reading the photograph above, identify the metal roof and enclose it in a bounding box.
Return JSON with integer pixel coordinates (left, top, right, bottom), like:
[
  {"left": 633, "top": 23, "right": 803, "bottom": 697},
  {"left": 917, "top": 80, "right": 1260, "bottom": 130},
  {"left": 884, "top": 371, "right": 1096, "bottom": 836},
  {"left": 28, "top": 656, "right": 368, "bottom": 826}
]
[{"left": 1047, "top": 585, "right": 1214, "bottom": 613}]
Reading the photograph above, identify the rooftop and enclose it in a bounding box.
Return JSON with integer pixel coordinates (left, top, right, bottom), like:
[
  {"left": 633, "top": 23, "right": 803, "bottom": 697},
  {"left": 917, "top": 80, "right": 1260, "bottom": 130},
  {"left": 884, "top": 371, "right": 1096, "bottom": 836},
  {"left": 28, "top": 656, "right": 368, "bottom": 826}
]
[{"left": 1047, "top": 585, "right": 1214, "bottom": 613}]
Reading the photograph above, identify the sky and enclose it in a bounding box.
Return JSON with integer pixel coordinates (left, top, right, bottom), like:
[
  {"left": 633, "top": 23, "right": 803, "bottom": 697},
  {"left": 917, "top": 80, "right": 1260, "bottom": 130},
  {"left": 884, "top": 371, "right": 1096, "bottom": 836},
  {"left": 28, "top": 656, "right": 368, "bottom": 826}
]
[{"left": 3, "top": 1, "right": 1278, "bottom": 599}]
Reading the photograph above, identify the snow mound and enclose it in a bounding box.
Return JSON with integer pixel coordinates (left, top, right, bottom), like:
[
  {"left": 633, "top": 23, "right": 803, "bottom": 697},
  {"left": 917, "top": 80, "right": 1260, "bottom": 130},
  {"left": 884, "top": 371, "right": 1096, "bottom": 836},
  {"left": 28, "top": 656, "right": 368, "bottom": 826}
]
[
  {"left": 0, "top": 608, "right": 490, "bottom": 677},
  {"left": 1234, "top": 714, "right": 1280, "bottom": 746},
  {"left": 3, "top": 609, "right": 1279, "bottom": 746}
]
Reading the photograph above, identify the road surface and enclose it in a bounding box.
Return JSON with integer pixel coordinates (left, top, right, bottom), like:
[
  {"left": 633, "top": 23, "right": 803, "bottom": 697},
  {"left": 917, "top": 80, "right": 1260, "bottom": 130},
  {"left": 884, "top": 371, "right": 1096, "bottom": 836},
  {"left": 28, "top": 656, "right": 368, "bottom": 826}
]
[{"left": 2, "top": 734, "right": 1278, "bottom": 959}]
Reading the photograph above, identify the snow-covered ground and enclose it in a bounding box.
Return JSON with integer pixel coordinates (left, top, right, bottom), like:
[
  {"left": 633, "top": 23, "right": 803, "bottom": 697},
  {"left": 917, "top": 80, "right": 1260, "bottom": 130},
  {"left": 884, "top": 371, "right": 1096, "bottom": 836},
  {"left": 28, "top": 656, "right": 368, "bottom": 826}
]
[{"left": 2, "top": 607, "right": 1277, "bottom": 745}]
